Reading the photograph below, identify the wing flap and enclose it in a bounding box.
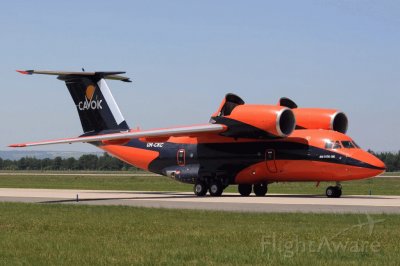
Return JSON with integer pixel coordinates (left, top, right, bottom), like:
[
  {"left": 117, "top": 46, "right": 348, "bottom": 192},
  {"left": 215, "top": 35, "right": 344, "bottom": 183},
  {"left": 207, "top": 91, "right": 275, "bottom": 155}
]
[{"left": 9, "top": 124, "right": 226, "bottom": 148}]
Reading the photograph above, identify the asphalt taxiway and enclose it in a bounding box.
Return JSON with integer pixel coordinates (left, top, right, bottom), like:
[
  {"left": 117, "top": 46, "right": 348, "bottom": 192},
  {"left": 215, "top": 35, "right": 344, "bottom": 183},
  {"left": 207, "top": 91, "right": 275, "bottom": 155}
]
[{"left": 0, "top": 188, "right": 399, "bottom": 213}]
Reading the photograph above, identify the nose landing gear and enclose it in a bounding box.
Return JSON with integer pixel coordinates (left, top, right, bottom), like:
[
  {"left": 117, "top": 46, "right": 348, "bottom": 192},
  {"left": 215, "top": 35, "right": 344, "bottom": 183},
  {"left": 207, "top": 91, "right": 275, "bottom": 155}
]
[{"left": 326, "top": 183, "right": 342, "bottom": 198}]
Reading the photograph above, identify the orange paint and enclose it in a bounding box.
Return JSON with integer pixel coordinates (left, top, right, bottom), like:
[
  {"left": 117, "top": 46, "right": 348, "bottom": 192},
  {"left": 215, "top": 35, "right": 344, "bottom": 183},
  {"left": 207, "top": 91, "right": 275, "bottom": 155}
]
[
  {"left": 100, "top": 145, "right": 159, "bottom": 171},
  {"left": 102, "top": 139, "right": 131, "bottom": 145},
  {"left": 293, "top": 108, "right": 338, "bottom": 131},
  {"left": 226, "top": 105, "right": 288, "bottom": 136},
  {"left": 235, "top": 160, "right": 385, "bottom": 184}
]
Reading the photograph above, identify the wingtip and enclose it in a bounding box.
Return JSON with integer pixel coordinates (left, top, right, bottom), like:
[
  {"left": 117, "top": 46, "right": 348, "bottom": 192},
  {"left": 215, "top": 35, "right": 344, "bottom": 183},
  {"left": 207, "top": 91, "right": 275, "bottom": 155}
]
[
  {"left": 8, "top": 144, "right": 27, "bottom": 148},
  {"left": 122, "top": 78, "right": 132, "bottom": 83},
  {"left": 16, "top": 70, "right": 32, "bottom": 75}
]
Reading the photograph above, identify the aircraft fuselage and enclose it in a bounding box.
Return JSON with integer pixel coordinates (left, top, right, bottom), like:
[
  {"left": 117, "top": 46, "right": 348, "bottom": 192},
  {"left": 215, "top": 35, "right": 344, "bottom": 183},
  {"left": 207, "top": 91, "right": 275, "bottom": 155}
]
[{"left": 101, "top": 129, "right": 385, "bottom": 186}]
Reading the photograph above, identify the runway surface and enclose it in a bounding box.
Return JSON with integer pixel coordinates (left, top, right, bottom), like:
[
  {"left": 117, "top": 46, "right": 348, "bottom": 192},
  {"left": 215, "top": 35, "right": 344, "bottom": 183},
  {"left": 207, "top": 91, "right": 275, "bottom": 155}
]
[
  {"left": 0, "top": 188, "right": 399, "bottom": 213},
  {"left": 0, "top": 172, "right": 397, "bottom": 177},
  {"left": 0, "top": 172, "right": 159, "bottom": 177}
]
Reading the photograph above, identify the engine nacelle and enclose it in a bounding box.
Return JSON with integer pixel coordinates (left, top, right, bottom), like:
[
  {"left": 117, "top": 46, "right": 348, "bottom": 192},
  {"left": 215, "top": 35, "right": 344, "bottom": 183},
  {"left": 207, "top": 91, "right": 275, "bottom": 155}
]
[
  {"left": 293, "top": 108, "right": 348, "bottom": 134},
  {"left": 216, "top": 105, "right": 296, "bottom": 138}
]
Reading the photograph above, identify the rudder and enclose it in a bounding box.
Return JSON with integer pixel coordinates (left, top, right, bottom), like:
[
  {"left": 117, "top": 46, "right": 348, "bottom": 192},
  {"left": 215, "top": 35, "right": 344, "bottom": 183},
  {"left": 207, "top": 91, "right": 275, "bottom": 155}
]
[{"left": 63, "top": 76, "right": 129, "bottom": 134}]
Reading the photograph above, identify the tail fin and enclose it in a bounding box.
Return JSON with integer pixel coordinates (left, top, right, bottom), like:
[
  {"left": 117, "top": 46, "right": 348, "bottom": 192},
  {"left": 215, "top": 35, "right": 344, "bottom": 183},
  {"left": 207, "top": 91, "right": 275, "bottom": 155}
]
[{"left": 17, "top": 70, "right": 131, "bottom": 135}]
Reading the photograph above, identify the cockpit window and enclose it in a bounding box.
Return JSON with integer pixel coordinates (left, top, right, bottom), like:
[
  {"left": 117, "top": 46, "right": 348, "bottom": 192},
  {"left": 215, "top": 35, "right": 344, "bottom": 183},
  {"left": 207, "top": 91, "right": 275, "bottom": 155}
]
[
  {"left": 341, "top": 141, "right": 355, "bottom": 148},
  {"left": 325, "top": 141, "right": 333, "bottom": 149},
  {"left": 325, "top": 140, "right": 342, "bottom": 149},
  {"left": 332, "top": 141, "right": 342, "bottom": 149}
]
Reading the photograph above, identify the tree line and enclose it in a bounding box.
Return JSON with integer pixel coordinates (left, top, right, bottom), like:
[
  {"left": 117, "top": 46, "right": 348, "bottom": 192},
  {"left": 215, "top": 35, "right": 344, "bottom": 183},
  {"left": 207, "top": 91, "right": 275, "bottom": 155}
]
[
  {"left": 0, "top": 153, "right": 139, "bottom": 171},
  {"left": 369, "top": 150, "right": 400, "bottom": 172},
  {"left": 0, "top": 151, "right": 399, "bottom": 172}
]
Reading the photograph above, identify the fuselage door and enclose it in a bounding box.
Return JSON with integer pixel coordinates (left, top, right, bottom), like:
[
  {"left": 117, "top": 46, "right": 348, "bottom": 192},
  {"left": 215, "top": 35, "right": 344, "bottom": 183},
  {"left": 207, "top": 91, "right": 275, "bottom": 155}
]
[
  {"left": 177, "top": 149, "right": 186, "bottom": 166},
  {"left": 265, "top": 149, "right": 278, "bottom": 173}
]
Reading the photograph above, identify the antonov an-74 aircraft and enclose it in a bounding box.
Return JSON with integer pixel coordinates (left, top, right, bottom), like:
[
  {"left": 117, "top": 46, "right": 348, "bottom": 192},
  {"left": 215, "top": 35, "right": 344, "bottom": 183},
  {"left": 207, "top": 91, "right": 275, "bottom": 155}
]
[{"left": 10, "top": 70, "right": 385, "bottom": 198}]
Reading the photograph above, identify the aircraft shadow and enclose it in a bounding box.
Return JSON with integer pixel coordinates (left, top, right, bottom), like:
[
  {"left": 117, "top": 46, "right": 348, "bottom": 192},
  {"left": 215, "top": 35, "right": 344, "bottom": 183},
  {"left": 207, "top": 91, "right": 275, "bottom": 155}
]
[{"left": 38, "top": 192, "right": 389, "bottom": 204}]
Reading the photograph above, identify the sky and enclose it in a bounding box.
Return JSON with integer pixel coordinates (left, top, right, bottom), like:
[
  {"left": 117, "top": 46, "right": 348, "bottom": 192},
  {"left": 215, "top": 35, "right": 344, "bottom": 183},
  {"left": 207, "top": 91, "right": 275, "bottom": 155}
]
[{"left": 0, "top": 0, "right": 399, "bottom": 152}]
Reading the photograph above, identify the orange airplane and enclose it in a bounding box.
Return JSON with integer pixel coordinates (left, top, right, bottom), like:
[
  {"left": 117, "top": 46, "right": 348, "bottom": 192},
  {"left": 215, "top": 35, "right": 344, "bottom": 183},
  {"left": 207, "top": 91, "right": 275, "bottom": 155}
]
[{"left": 10, "top": 70, "right": 385, "bottom": 198}]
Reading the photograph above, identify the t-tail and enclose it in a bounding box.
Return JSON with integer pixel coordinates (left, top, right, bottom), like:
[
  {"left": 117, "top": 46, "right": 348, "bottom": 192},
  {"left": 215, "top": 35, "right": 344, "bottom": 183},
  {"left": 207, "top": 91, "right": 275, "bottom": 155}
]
[
  {"left": 10, "top": 69, "right": 224, "bottom": 148},
  {"left": 16, "top": 70, "right": 131, "bottom": 136}
]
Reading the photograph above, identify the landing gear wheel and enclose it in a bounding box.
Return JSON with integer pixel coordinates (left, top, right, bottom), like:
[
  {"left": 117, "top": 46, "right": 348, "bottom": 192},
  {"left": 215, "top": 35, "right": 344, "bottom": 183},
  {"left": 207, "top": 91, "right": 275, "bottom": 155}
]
[
  {"left": 209, "top": 181, "right": 223, "bottom": 196},
  {"left": 238, "top": 184, "right": 252, "bottom": 196},
  {"left": 193, "top": 182, "right": 207, "bottom": 196},
  {"left": 253, "top": 183, "right": 268, "bottom": 197},
  {"left": 326, "top": 186, "right": 342, "bottom": 198}
]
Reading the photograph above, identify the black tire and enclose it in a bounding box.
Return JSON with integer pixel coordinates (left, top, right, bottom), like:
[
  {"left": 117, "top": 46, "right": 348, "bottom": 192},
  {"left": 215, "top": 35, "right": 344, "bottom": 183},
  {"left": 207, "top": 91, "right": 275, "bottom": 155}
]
[
  {"left": 209, "top": 180, "right": 223, "bottom": 196},
  {"left": 253, "top": 183, "right": 268, "bottom": 197},
  {"left": 326, "top": 186, "right": 335, "bottom": 197},
  {"left": 193, "top": 182, "right": 207, "bottom": 196},
  {"left": 326, "top": 186, "right": 342, "bottom": 198},
  {"left": 238, "top": 184, "right": 252, "bottom": 196},
  {"left": 335, "top": 187, "right": 342, "bottom": 198}
]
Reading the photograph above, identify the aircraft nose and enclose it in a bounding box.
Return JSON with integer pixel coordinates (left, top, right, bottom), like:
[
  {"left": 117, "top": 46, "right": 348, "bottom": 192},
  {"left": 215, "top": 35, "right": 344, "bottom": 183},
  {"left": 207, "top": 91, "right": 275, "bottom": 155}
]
[
  {"left": 371, "top": 155, "right": 386, "bottom": 170},
  {"left": 346, "top": 150, "right": 386, "bottom": 178},
  {"left": 359, "top": 150, "right": 386, "bottom": 175}
]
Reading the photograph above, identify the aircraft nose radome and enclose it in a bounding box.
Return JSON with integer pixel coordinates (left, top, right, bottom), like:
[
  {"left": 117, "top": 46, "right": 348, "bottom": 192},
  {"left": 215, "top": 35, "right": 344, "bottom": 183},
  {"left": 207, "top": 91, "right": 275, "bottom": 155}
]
[
  {"left": 348, "top": 150, "right": 386, "bottom": 178},
  {"left": 351, "top": 150, "right": 385, "bottom": 169},
  {"left": 373, "top": 159, "right": 386, "bottom": 175},
  {"left": 373, "top": 157, "right": 386, "bottom": 170},
  {"left": 362, "top": 152, "right": 386, "bottom": 176},
  {"left": 365, "top": 152, "right": 386, "bottom": 170}
]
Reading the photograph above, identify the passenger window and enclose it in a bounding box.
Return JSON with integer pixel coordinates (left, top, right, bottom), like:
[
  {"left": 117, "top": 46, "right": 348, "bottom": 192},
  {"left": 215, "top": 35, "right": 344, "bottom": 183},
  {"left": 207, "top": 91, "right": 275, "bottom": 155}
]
[
  {"left": 177, "top": 149, "right": 185, "bottom": 166},
  {"left": 341, "top": 141, "right": 355, "bottom": 148},
  {"left": 332, "top": 141, "right": 341, "bottom": 149}
]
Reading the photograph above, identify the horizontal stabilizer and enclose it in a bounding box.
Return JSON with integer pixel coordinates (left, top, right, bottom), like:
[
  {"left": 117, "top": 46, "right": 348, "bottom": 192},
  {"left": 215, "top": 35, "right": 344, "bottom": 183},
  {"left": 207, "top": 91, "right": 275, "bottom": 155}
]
[
  {"left": 16, "top": 70, "right": 132, "bottom": 82},
  {"left": 9, "top": 124, "right": 226, "bottom": 148}
]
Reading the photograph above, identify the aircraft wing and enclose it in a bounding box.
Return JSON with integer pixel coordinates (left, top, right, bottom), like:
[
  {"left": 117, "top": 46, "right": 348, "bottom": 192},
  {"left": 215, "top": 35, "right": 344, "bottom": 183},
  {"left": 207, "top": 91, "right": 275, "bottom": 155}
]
[{"left": 9, "top": 124, "right": 226, "bottom": 148}]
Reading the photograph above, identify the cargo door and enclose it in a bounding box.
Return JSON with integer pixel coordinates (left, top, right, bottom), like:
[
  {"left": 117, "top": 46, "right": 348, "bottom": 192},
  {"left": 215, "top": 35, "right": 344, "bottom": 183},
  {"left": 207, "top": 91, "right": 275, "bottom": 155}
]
[{"left": 265, "top": 149, "right": 278, "bottom": 173}]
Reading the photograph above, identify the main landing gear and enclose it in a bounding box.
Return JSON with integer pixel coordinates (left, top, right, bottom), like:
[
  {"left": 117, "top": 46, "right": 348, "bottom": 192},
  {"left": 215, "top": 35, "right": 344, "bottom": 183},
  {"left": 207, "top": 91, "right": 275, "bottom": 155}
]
[
  {"left": 326, "top": 183, "right": 342, "bottom": 198},
  {"left": 193, "top": 180, "right": 224, "bottom": 197},
  {"left": 193, "top": 181, "right": 208, "bottom": 196},
  {"left": 238, "top": 183, "right": 268, "bottom": 197},
  {"left": 238, "top": 184, "right": 252, "bottom": 196}
]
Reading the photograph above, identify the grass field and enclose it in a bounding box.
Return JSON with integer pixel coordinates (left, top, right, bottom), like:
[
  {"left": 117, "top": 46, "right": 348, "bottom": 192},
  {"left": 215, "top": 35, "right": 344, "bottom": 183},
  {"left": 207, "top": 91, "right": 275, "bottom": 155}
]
[
  {"left": 0, "top": 172, "right": 399, "bottom": 196},
  {"left": 0, "top": 202, "right": 398, "bottom": 265}
]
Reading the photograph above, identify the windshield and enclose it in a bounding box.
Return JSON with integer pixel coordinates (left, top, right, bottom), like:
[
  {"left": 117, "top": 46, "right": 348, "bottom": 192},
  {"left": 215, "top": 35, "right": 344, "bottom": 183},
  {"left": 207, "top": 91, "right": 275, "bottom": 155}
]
[
  {"left": 325, "top": 140, "right": 360, "bottom": 149},
  {"left": 341, "top": 141, "right": 355, "bottom": 148},
  {"left": 325, "top": 140, "right": 342, "bottom": 149}
]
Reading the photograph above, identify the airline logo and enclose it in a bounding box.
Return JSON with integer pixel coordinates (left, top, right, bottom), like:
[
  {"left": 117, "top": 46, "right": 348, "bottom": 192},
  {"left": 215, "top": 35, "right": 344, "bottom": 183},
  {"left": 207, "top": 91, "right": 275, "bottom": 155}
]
[{"left": 78, "top": 85, "right": 103, "bottom": 110}]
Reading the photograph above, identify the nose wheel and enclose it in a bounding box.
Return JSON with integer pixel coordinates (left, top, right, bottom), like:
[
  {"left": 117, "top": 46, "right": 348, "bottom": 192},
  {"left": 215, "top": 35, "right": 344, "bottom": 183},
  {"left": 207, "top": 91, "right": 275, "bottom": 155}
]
[{"left": 326, "top": 186, "right": 342, "bottom": 198}]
